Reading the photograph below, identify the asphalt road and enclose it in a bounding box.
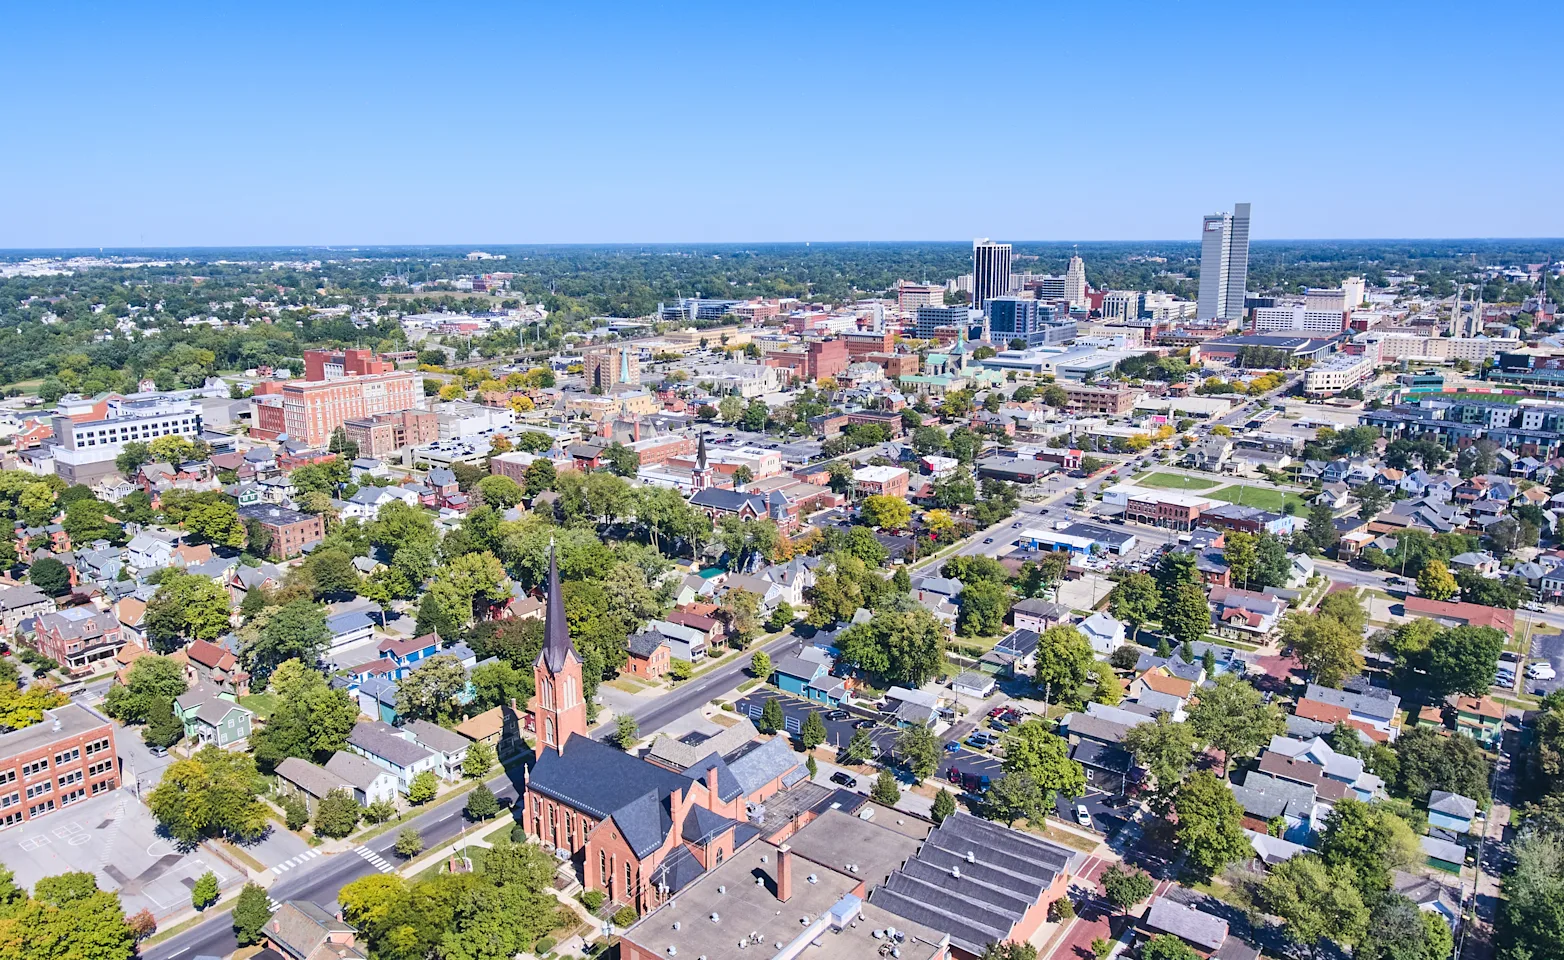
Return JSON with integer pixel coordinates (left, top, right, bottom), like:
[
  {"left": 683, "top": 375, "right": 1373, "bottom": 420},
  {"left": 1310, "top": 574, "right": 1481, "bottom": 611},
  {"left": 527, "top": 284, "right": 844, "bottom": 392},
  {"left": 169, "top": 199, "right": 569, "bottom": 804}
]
[{"left": 141, "top": 773, "right": 525, "bottom": 960}]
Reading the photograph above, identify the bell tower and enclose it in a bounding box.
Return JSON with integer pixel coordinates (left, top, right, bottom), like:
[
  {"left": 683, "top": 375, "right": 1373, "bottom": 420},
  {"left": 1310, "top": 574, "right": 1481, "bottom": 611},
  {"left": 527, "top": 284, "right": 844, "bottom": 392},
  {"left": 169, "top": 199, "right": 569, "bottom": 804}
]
[{"left": 533, "top": 543, "right": 586, "bottom": 754}]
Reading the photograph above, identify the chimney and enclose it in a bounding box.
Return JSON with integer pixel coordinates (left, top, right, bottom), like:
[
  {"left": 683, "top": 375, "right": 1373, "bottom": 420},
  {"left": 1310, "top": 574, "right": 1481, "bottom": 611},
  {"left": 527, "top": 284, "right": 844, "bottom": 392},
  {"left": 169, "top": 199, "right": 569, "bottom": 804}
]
[
  {"left": 776, "top": 844, "right": 794, "bottom": 902},
  {"left": 705, "top": 765, "right": 722, "bottom": 808}
]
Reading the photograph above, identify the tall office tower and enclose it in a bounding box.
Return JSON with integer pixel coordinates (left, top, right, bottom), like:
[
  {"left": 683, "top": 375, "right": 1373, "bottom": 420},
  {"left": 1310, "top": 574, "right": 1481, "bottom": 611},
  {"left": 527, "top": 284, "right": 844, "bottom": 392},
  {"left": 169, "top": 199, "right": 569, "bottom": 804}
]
[
  {"left": 1064, "top": 255, "right": 1088, "bottom": 307},
  {"left": 971, "top": 238, "right": 1013, "bottom": 310},
  {"left": 1197, "top": 202, "right": 1252, "bottom": 321}
]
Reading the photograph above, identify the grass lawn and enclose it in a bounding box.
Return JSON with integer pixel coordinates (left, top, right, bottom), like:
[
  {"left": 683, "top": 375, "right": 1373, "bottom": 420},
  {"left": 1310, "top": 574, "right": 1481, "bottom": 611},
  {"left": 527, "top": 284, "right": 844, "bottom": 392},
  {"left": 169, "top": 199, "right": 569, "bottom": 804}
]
[
  {"left": 238, "top": 692, "right": 279, "bottom": 721},
  {"left": 1133, "top": 471, "right": 1222, "bottom": 491},
  {"left": 1204, "top": 483, "right": 1310, "bottom": 514},
  {"left": 1020, "top": 818, "right": 1100, "bottom": 853}
]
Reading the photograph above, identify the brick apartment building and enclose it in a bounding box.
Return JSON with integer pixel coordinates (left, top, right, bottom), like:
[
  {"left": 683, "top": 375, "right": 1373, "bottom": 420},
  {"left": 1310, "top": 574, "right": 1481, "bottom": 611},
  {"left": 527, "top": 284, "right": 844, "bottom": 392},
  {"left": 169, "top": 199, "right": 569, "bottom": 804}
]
[
  {"left": 842, "top": 329, "right": 895, "bottom": 359},
  {"left": 765, "top": 338, "right": 849, "bottom": 383},
  {"left": 0, "top": 704, "right": 118, "bottom": 828},
  {"left": 851, "top": 465, "right": 910, "bottom": 499},
  {"left": 251, "top": 349, "right": 419, "bottom": 448},
  {"left": 240, "top": 504, "right": 326, "bottom": 559},
  {"left": 1062, "top": 382, "right": 1138, "bottom": 415},
  {"left": 343, "top": 409, "right": 440, "bottom": 458},
  {"left": 585, "top": 347, "right": 641, "bottom": 391},
  {"left": 34, "top": 607, "right": 126, "bottom": 676},
  {"left": 304, "top": 348, "right": 394, "bottom": 380},
  {"left": 1124, "top": 490, "right": 1215, "bottom": 530},
  {"left": 867, "top": 351, "right": 920, "bottom": 378}
]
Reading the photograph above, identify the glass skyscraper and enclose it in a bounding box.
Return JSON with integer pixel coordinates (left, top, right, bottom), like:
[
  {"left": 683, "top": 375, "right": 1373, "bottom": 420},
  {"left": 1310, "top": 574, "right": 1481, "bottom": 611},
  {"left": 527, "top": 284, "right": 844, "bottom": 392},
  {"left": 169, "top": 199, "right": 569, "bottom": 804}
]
[{"left": 1197, "top": 202, "right": 1251, "bottom": 322}]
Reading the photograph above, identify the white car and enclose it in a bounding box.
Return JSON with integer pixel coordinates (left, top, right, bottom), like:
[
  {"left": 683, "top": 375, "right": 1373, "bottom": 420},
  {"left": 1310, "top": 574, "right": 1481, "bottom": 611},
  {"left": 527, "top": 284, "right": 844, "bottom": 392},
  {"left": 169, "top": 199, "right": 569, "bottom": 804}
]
[
  {"left": 1075, "top": 805, "right": 1092, "bottom": 827},
  {"left": 1528, "top": 663, "right": 1557, "bottom": 681}
]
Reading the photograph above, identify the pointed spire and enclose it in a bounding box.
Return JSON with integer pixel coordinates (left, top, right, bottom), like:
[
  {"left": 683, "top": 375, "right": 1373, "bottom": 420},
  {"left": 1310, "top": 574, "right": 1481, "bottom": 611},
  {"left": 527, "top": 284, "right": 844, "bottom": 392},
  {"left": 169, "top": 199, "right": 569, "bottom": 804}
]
[
  {"left": 696, "top": 432, "right": 708, "bottom": 471},
  {"left": 539, "top": 541, "right": 577, "bottom": 673}
]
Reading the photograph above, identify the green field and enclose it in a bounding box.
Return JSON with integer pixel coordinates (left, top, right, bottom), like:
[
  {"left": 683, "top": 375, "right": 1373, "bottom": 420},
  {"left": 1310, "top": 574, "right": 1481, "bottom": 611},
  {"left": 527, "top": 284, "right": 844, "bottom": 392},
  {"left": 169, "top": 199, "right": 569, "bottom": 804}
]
[
  {"left": 1202, "top": 483, "right": 1310, "bottom": 514},
  {"left": 1133, "top": 471, "right": 1222, "bottom": 491}
]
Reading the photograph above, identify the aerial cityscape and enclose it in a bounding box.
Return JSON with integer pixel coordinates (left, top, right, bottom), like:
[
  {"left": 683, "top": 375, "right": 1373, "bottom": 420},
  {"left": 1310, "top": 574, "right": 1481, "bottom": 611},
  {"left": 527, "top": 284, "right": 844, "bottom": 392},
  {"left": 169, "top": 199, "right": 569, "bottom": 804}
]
[{"left": 0, "top": 6, "right": 1560, "bottom": 960}]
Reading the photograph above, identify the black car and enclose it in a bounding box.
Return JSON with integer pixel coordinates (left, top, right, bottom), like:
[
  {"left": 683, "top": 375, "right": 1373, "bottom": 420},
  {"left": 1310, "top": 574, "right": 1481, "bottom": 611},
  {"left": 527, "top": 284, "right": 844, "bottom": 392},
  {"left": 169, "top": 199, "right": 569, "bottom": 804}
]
[
  {"left": 829, "top": 771, "right": 857, "bottom": 788},
  {"left": 825, "top": 710, "right": 849, "bottom": 721}
]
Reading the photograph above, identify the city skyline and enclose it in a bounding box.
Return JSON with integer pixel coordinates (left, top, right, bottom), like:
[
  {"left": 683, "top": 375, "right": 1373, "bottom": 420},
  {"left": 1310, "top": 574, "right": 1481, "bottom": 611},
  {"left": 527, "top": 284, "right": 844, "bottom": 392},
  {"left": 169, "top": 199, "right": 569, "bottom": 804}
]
[{"left": 1, "top": 3, "right": 1557, "bottom": 247}]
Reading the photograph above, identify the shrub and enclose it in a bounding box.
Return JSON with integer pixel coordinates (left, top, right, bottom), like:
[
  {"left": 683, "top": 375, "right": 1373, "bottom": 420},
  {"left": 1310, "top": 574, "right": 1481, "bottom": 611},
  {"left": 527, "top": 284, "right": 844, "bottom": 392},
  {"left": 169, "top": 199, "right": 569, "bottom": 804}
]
[
  {"left": 1048, "top": 897, "right": 1075, "bottom": 922},
  {"left": 191, "top": 870, "right": 220, "bottom": 911},
  {"left": 281, "top": 792, "right": 310, "bottom": 832},
  {"left": 1091, "top": 937, "right": 1112, "bottom": 958},
  {"left": 581, "top": 890, "right": 607, "bottom": 911},
  {"left": 612, "top": 905, "right": 639, "bottom": 927},
  {"left": 535, "top": 937, "right": 556, "bottom": 954}
]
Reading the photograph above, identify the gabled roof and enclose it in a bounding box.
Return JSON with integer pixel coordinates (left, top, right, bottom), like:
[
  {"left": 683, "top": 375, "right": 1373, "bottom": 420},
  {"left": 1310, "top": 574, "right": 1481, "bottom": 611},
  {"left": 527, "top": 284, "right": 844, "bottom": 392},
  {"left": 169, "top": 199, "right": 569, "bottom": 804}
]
[
  {"left": 1303, "top": 683, "right": 1399, "bottom": 722},
  {"left": 1429, "top": 790, "right": 1478, "bottom": 820},
  {"left": 349, "top": 720, "right": 433, "bottom": 768},
  {"left": 724, "top": 736, "right": 802, "bottom": 796},
  {"left": 1143, "top": 896, "right": 1229, "bottom": 953},
  {"left": 528, "top": 732, "right": 690, "bottom": 822}
]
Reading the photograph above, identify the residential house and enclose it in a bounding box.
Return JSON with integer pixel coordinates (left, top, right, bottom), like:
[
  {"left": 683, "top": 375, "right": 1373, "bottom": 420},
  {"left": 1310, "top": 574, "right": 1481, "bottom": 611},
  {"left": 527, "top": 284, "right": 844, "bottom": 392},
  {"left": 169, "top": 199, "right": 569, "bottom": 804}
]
[
  {"left": 274, "top": 757, "right": 353, "bottom": 814},
  {"left": 126, "top": 532, "right": 180, "bottom": 571},
  {"left": 1138, "top": 896, "right": 1259, "bottom": 960},
  {"left": 773, "top": 648, "right": 847, "bottom": 705},
  {"left": 454, "top": 702, "right": 529, "bottom": 759},
  {"left": 0, "top": 585, "right": 54, "bottom": 638},
  {"left": 173, "top": 685, "right": 253, "bottom": 749},
  {"left": 1230, "top": 771, "right": 1324, "bottom": 843},
  {"left": 755, "top": 556, "right": 817, "bottom": 607},
  {"left": 1453, "top": 695, "right": 1503, "bottom": 747},
  {"left": 662, "top": 610, "right": 724, "bottom": 647},
  {"left": 263, "top": 901, "right": 367, "bottom": 960},
  {"left": 1428, "top": 790, "right": 1478, "bottom": 834},
  {"left": 720, "top": 573, "right": 786, "bottom": 614},
  {"left": 325, "top": 610, "right": 376, "bottom": 654},
  {"left": 355, "top": 677, "right": 399, "bottom": 724},
  {"left": 401, "top": 719, "right": 470, "bottom": 781},
  {"left": 642, "top": 619, "right": 709, "bottom": 662},
  {"left": 1448, "top": 551, "right": 1501, "bottom": 576},
  {"left": 624, "top": 630, "right": 671, "bottom": 679},
  {"left": 33, "top": 607, "right": 125, "bottom": 676},
  {"left": 346, "top": 720, "right": 442, "bottom": 793},
  {"left": 1301, "top": 683, "right": 1401, "bottom": 738},
  {"left": 1009, "top": 598, "right": 1070, "bottom": 633},
  {"left": 882, "top": 686, "right": 940, "bottom": 726},
  {"left": 376, "top": 633, "right": 441, "bottom": 679},
  {"left": 1402, "top": 596, "right": 1515, "bottom": 635},
  {"left": 980, "top": 627, "right": 1039, "bottom": 677},
  {"left": 1394, "top": 871, "right": 1463, "bottom": 932},
  {"left": 1260, "top": 735, "right": 1384, "bottom": 801},
  {"left": 1129, "top": 668, "right": 1196, "bottom": 705},
  {"left": 1078, "top": 611, "right": 1125, "bottom": 655},
  {"left": 1207, "top": 586, "right": 1286, "bottom": 643},
  {"left": 184, "top": 638, "right": 249, "bottom": 696}
]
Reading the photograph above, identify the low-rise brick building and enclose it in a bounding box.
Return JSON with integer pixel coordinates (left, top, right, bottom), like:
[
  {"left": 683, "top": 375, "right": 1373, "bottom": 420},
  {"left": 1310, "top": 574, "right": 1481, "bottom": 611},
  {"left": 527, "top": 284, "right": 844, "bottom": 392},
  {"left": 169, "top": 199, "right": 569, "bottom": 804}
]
[
  {"left": 240, "top": 504, "right": 325, "bottom": 560},
  {"left": 34, "top": 607, "right": 125, "bottom": 676},
  {"left": 0, "top": 703, "right": 117, "bottom": 828}
]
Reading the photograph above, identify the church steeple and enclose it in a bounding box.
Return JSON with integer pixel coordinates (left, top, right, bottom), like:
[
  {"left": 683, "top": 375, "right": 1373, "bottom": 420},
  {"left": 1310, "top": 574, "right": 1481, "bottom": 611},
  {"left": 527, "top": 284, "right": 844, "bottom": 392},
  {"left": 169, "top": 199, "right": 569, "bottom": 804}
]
[
  {"left": 534, "top": 543, "right": 585, "bottom": 753},
  {"left": 696, "top": 432, "right": 708, "bottom": 471}
]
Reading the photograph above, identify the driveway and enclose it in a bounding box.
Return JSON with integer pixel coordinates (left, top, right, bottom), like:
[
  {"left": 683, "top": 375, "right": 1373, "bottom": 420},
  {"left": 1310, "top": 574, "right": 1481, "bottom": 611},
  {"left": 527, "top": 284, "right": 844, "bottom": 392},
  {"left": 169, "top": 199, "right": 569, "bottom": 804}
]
[
  {"left": 117, "top": 729, "right": 175, "bottom": 799},
  {"left": 1052, "top": 790, "right": 1127, "bottom": 836}
]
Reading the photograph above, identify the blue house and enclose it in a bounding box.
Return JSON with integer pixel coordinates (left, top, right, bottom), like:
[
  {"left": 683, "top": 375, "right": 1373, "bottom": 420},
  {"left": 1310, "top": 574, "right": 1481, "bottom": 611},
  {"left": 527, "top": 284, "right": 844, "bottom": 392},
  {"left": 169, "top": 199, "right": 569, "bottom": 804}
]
[
  {"left": 378, "top": 633, "right": 441, "bottom": 678},
  {"left": 1428, "top": 790, "right": 1477, "bottom": 834},
  {"left": 356, "top": 676, "right": 399, "bottom": 724},
  {"left": 771, "top": 650, "right": 845, "bottom": 706}
]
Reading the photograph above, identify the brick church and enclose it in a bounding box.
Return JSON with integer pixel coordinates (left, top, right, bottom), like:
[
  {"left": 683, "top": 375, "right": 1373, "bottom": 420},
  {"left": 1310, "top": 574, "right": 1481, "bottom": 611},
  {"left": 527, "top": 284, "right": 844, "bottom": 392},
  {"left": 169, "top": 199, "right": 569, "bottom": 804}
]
[{"left": 522, "top": 547, "right": 803, "bottom": 913}]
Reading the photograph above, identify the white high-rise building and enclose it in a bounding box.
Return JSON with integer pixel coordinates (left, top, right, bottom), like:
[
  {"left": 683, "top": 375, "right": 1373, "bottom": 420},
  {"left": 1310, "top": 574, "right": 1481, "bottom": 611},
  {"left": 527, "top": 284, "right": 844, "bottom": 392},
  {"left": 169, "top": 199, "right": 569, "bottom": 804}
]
[
  {"left": 1064, "top": 255, "right": 1088, "bottom": 307},
  {"left": 1100, "top": 290, "right": 1141, "bottom": 323},
  {"left": 971, "top": 239, "right": 1013, "bottom": 311},
  {"left": 1197, "top": 202, "right": 1251, "bottom": 321}
]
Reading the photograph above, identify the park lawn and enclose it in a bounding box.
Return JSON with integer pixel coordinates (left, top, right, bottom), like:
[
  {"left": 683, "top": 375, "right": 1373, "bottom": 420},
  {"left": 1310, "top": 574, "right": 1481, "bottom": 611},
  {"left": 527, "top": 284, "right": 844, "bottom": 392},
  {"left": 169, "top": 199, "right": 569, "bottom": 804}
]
[
  {"left": 238, "top": 692, "right": 279, "bottom": 721},
  {"left": 1132, "top": 471, "right": 1223, "bottom": 491},
  {"left": 1204, "top": 483, "right": 1309, "bottom": 514}
]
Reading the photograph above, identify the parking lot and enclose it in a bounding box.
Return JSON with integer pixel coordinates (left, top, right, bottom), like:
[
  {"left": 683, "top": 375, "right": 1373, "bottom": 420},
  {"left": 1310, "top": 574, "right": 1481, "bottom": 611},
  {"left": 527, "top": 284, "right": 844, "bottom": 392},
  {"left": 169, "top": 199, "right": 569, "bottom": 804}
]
[
  {"left": 732, "top": 692, "right": 899, "bottom": 756},
  {"left": 0, "top": 791, "right": 244, "bottom": 919},
  {"left": 1524, "top": 634, "right": 1564, "bottom": 696}
]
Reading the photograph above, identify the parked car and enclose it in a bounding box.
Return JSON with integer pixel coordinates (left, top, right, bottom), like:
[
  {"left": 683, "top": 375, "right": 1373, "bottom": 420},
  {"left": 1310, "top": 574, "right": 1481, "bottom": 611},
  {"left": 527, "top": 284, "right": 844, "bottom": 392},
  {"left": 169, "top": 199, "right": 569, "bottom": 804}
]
[
  {"left": 829, "top": 771, "right": 857, "bottom": 788},
  {"left": 1528, "top": 663, "right": 1557, "bottom": 681},
  {"left": 988, "top": 720, "right": 1010, "bottom": 733},
  {"left": 944, "top": 741, "right": 960, "bottom": 753},
  {"left": 1076, "top": 805, "right": 1092, "bottom": 827},
  {"left": 825, "top": 710, "right": 849, "bottom": 721}
]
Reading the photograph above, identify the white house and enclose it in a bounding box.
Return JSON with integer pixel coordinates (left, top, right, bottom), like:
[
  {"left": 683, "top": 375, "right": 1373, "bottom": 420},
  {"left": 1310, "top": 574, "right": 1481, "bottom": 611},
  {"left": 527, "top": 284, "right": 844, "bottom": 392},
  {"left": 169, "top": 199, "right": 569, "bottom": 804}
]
[
  {"left": 126, "top": 532, "right": 179, "bottom": 571},
  {"left": 1079, "top": 611, "right": 1125, "bottom": 655},
  {"left": 325, "top": 750, "right": 401, "bottom": 806},
  {"left": 346, "top": 720, "right": 442, "bottom": 793},
  {"left": 402, "top": 719, "right": 470, "bottom": 782}
]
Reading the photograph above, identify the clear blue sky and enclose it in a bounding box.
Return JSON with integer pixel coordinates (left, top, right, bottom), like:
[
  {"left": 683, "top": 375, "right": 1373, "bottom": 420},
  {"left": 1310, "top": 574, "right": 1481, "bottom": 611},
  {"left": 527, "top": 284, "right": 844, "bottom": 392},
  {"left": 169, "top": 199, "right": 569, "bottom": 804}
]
[{"left": 4, "top": 1, "right": 1555, "bottom": 247}]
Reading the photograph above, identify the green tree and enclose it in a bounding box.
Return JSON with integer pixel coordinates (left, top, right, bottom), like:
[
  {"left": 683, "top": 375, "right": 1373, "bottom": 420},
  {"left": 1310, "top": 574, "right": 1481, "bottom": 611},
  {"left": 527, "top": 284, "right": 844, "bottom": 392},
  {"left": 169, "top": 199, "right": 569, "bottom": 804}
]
[
  {"left": 800, "top": 711, "right": 828, "bottom": 752},
  {"left": 395, "top": 654, "right": 469, "bottom": 725},
  {"left": 245, "top": 599, "right": 331, "bottom": 682},
  {"left": 1161, "top": 582, "right": 1211, "bottom": 647},
  {"left": 1259, "top": 854, "right": 1370, "bottom": 956},
  {"left": 183, "top": 497, "right": 246, "bottom": 548},
  {"left": 407, "top": 770, "right": 438, "bottom": 805},
  {"left": 895, "top": 724, "right": 941, "bottom": 783},
  {"left": 1282, "top": 611, "right": 1364, "bottom": 689},
  {"left": 957, "top": 579, "right": 1013, "bottom": 638},
  {"left": 759, "top": 698, "right": 785, "bottom": 734},
  {"left": 842, "top": 726, "right": 876, "bottom": 765},
  {"left": 1416, "top": 559, "right": 1458, "bottom": 602},
  {"left": 1497, "top": 832, "right": 1564, "bottom": 960},
  {"left": 1033, "top": 625, "right": 1094, "bottom": 702},
  {"left": 1001, "top": 720, "right": 1085, "bottom": 801},
  {"left": 1101, "top": 864, "right": 1155, "bottom": 917},
  {"left": 314, "top": 790, "right": 362, "bottom": 838},
  {"left": 466, "top": 785, "right": 500, "bottom": 821},
  {"left": 28, "top": 557, "right": 71, "bottom": 596},
  {"left": 463, "top": 741, "right": 496, "bottom": 779},
  {"left": 1394, "top": 726, "right": 1491, "bottom": 803},
  {"left": 144, "top": 569, "right": 233, "bottom": 652},
  {"left": 1306, "top": 503, "right": 1341, "bottom": 554},
  {"left": 191, "top": 870, "right": 220, "bottom": 911},
  {"left": 1173, "top": 771, "right": 1251, "bottom": 879},
  {"left": 395, "top": 828, "right": 425, "bottom": 859},
  {"left": 980, "top": 943, "right": 1039, "bottom": 960},
  {"left": 871, "top": 769, "right": 901, "bottom": 805},
  {"left": 1356, "top": 893, "right": 1454, "bottom": 960},
  {"left": 0, "top": 870, "right": 136, "bottom": 960},
  {"left": 250, "top": 659, "right": 360, "bottom": 772},
  {"left": 142, "top": 695, "right": 183, "bottom": 749},
  {"left": 116, "top": 441, "right": 152, "bottom": 476},
  {"left": 102, "top": 655, "right": 187, "bottom": 725},
  {"left": 985, "top": 773, "right": 1048, "bottom": 827},
  {"left": 281, "top": 792, "right": 309, "bottom": 832},
  {"left": 931, "top": 789, "right": 957, "bottom": 824},
  {"left": 232, "top": 882, "right": 275, "bottom": 945},
  {"left": 1123, "top": 713, "right": 1201, "bottom": 810},
  {"left": 1142, "top": 935, "right": 1202, "bottom": 960},
  {"left": 750, "top": 650, "right": 772, "bottom": 680},
  {"left": 1222, "top": 531, "right": 1258, "bottom": 589},
  {"left": 1108, "top": 572, "right": 1159, "bottom": 642},
  {"left": 1425, "top": 625, "right": 1504, "bottom": 697},
  {"left": 861, "top": 494, "right": 912, "bottom": 530},
  {"left": 1319, "top": 797, "right": 1421, "bottom": 897},
  {"left": 147, "top": 746, "right": 268, "bottom": 843},
  {"left": 1188, "top": 674, "right": 1283, "bottom": 774},
  {"left": 467, "top": 660, "right": 528, "bottom": 713},
  {"left": 614, "top": 713, "right": 640, "bottom": 750}
]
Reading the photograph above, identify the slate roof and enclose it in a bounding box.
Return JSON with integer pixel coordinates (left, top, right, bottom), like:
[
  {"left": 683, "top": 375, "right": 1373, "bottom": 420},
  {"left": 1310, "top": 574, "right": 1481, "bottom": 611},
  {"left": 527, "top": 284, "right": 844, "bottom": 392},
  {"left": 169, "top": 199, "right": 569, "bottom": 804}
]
[
  {"left": 680, "top": 803, "right": 735, "bottom": 844},
  {"left": 267, "top": 901, "right": 363, "bottom": 960},
  {"left": 688, "top": 487, "right": 767, "bottom": 513},
  {"left": 1229, "top": 771, "right": 1315, "bottom": 820},
  {"left": 528, "top": 732, "right": 690, "bottom": 823},
  {"left": 402, "top": 718, "right": 469, "bottom": 756},
  {"left": 872, "top": 812, "right": 1078, "bottom": 956},
  {"left": 326, "top": 610, "right": 375, "bottom": 636},
  {"left": 1303, "top": 683, "right": 1400, "bottom": 722},
  {"left": 645, "top": 718, "right": 759, "bottom": 771},
  {"left": 1430, "top": 790, "right": 1478, "bottom": 820},
  {"left": 275, "top": 757, "right": 349, "bottom": 800},
  {"left": 1071, "top": 740, "right": 1134, "bottom": 774},
  {"left": 1143, "top": 896, "right": 1229, "bottom": 953},
  {"left": 724, "top": 736, "right": 802, "bottom": 796},
  {"left": 349, "top": 721, "right": 434, "bottom": 769},
  {"left": 626, "top": 630, "right": 670, "bottom": 659},
  {"left": 647, "top": 843, "right": 706, "bottom": 896}
]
